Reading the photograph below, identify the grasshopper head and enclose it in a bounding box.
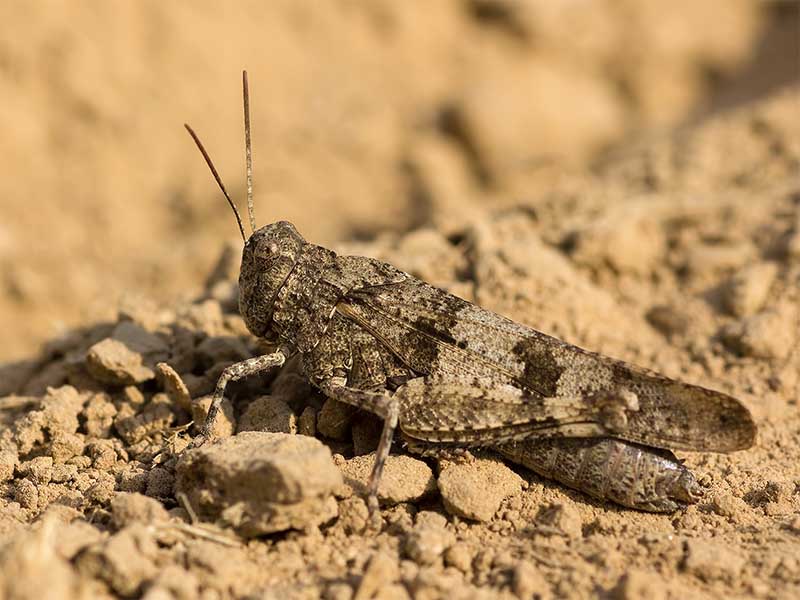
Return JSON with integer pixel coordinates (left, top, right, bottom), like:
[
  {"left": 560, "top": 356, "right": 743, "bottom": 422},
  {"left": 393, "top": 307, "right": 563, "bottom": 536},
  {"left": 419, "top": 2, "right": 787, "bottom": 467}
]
[{"left": 239, "top": 221, "right": 305, "bottom": 338}]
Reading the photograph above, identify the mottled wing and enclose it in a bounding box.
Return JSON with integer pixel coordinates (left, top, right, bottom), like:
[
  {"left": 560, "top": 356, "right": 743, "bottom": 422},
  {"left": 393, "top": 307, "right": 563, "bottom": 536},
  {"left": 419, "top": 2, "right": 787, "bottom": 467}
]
[
  {"left": 395, "top": 378, "right": 632, "bottom": 445},
  {"left": 336, "top": 278, "right": 755, "bottom": 453}
]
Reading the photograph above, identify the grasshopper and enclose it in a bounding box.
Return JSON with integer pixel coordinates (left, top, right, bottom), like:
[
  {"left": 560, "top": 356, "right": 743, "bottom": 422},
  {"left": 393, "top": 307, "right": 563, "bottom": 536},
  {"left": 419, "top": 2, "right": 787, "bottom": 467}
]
[{"left": 185, "top": 72, "right": 756, "bottom": 513}]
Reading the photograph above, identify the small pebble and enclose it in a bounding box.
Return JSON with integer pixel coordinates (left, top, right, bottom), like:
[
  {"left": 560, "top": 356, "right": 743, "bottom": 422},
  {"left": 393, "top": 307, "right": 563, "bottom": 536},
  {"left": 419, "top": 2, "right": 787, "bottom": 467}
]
[
  {"left": 351, "top": 414, "right": 383, "bottom": 455},
  {"left": 111, "top": 492, "right": 170, "bottom": 528},
  {"left": 339, "top": 454, "right": 436, "bottom": 505},
  {"left": 175, "top": 432, "right": 342, "bottom": 536},
  {"left": 404, "top": 521, "right": 455, "bottom": 566},
  {"left": 710, "top": 491, "right": 750, "bottom": 522},
  {"left": 237, "top": 395, "right": 297, "bottom": 434},
  {"left": 317, "top": 398, "right": 358, "bottom": 441},
  {"left": 722, "top": 262, "right": 777, "bottom": 317},
  {"left": 196, "top": 336, "right": 250, "bottom": 366},
  {"left": 645, "top": 304, "right": 690, "bottom": 337},
  {"left": 513, "top": 561, "right": 550, "bottom": 600},
  {"left": 683, "top": 538, "right": 746, "bottom": 580},
  {"left": 438, "top": 456, "right": 523, "bottom": 521},
  {"left": 721, "top": 309, "right": 794, "bottom": 359},
  {"left": 535, "top": 502, "right": 583, "bottom": 539},
  {"left": 155, "top": 363, "right": 192, "bottom": 410},
  {"left": 613, "top": 569, "right": 665, "bottom": 600},
  {"left": 298, "top": 406, "right": 317, "bottom": 437},
  {"left": 355, "top": 552, "right": 399, "bottom": 600},
  {"left": 86, "top": 338, "right": 154, "bottom": 385},
  {"left": 191, "top": 396, "right": 236, "bottom": 439},
  {"left": 443, "top": 542, "right": 474, "bottom": 573}
]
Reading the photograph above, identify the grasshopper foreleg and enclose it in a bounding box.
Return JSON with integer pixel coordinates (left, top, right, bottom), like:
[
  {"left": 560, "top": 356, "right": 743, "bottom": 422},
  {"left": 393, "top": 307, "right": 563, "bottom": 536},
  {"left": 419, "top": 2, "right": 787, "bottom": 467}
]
[{"left": 193, "top": 351, "right": 287, "bottom": 445}]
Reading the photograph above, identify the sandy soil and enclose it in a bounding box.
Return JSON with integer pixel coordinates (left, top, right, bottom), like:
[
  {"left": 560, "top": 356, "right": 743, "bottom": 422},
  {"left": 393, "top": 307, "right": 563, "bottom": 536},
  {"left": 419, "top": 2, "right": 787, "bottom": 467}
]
[
  {"left": 1, "top": 3, "right": 799, "bottom": 600},
  {"left": 1, "top": 0, "right": 790, "bottom": 362}
]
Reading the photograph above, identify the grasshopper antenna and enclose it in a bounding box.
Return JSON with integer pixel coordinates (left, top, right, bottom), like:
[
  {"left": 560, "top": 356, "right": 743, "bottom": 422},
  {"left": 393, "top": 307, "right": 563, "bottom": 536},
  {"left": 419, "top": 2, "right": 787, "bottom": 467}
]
[
  {"left": 184, "top": 123, "right": 247, "bottom": 243},
  {"left": 243, "top": 70, "right": 257, "bottom": 233}
]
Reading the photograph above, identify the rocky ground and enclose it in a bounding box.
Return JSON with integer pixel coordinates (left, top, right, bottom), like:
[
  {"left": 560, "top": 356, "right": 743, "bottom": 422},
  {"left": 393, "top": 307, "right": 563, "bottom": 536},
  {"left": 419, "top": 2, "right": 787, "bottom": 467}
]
[
  {"left": 0, "top": 84, "right": 798, "bottom": 599},
  {"left": 2, "top": 3, "right": 800, "bottom": 599}
]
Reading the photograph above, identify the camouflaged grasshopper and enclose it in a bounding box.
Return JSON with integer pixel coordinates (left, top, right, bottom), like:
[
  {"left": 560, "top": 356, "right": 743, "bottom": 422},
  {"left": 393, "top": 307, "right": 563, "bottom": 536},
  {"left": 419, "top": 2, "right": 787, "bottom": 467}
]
[{"left": 185, "top": 72, "right": 756, "bottom": 513}]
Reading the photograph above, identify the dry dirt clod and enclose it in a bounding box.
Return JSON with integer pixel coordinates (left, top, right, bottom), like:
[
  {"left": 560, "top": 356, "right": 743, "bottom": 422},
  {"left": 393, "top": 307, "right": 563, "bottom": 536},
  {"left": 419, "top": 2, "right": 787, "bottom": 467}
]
[
  {"left": 110, "top": 321, "right": 169, "bottom": 364},
  {"left": 14, "top": 478, "right": 39, "bottom": 510},
  {"left": 0, "top": 516, "right": 92, "bottom": 600},
  {"left": 437, "top": 455, "right": 523, "bottom": 521},
  {"left": 175, "top": 431, "right": 342, "bottom": 536},
  {"left": 155, "top": 362, "right": 192, "bottom": 410},
  {"left": 355, "top": 552, "right": 400, "bottom": 600},
  {"left": 17, "top": 456, "right": 54, "bottom": 485},
  {"left": 721, "top": 308, "right": 795, "bottom": 359},
  {"left": 191, "top": 395, "right": 235, "bottom": 439},
  {"left": 513, "top": 560, "right": 551, "bottom": 600},
  {"left": 111, "top": 492, "right": 170, "bottom": 529},
  {"left": 145, "top": 466, "right": 175, "bottom": 499},
  {"left": 75, "top": 524, "right": 159, "bottom": 597},
  {"left": 404, "top": 514, "right": 455, "bottom": 566},
  {"left": 13, "top": 386, "right": 85, "bottom": 455},
  {"left": 709, "top": 491, "right": 751, "bottom": 523},
  {"left": 82, "top": 393, "right": 118, "bottom": 438},
  {"left": 337, "top": 497, "right": 371, "bottom": 535},
  {"left": 49, "top": 431, "right": 85, "bottom": 463},
  {"left": 535, "top": 502, "right": 583, "bottom": 539},
  {"left": 684, "top": 242, "right": 755, "bottom": 278},
  {"left": 443, "top": 541, "right": 474, "bottom": 573},
  {"left": 612, "top": 569, "right": 666, "bottom": 600},
  {"left": 86, "top": 338, "right": 155, "bottom": 385},
  {"left": 115, "top": 395, "right": 175, "bottom": 445},
  {"left": 317, "top": 397, "right": 358, "bottom": 441},
  {"left": 339, "top": 453, "right": 436, "bottom": 506},
  {"left": 298, "top": 406, "right": 317, "bottom": 437},
  {"left": 568, "top": 207, "right": 665, "bottom": 275},
  {"left": 0, "top": 448, "right": 18, "bottom": 482},
  {"left": 237, "top": 395, "right": 297, "bottom": 434},
  {"left": 721, "top": 262, "right": 778, "bottom": 317},
  {"left": 682, "top": 538, "right": 747, "bottom": 581}
]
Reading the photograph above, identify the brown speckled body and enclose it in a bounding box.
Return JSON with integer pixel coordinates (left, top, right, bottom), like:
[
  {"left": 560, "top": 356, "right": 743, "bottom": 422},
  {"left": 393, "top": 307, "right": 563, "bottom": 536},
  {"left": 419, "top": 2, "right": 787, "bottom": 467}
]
[{"left": 497, "top": 439, "right": 703, "bottom": 512}]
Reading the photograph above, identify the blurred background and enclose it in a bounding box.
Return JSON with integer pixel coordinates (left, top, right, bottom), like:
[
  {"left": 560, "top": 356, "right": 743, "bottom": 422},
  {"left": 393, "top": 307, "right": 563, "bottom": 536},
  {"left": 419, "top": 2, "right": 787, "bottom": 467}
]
[{"left": 0, "top": 0, "right": 797, "bottom": 362}]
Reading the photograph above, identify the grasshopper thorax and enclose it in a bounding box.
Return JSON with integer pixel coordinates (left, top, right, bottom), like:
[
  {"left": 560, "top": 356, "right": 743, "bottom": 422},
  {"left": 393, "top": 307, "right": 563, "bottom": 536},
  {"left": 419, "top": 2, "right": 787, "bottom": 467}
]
[{"left": 239, "top": 220, "right": 306, "bottom": 338}]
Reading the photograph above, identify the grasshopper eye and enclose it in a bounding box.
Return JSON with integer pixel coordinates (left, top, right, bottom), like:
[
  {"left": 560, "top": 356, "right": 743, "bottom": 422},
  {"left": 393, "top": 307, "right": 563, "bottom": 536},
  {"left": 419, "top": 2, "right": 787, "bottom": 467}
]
[{"left": 257, "top": 241, "right": 279, "bottom": 259}]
